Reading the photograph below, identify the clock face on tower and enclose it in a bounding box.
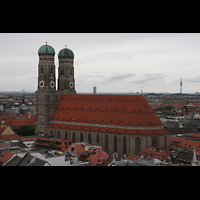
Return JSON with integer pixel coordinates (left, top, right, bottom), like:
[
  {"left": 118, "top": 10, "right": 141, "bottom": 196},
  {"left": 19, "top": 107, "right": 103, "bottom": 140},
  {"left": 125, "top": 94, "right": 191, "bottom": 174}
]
[
  {"left": 70, "top": 82, "right": 73, "bottom": 88},
  {"left": 39, "top": 81, "right": 44, "bottom": 87},
  {"left": 50, "top": 81, "right": 55, "bottom": 88}
]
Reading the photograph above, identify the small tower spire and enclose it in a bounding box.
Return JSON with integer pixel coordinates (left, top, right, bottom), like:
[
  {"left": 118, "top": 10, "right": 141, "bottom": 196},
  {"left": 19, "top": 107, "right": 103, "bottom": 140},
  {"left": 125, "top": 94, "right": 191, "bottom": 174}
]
[
  {"left": 180, "top": 76, "right": 182, "bottom": 94},
  {"left": 46, "top": 41, "right": 47, "bottom": 45}
]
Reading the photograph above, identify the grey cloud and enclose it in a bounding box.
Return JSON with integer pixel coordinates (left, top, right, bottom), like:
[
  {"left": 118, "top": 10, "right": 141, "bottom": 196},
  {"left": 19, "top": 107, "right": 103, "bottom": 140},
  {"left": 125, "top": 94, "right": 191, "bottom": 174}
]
[
  {"left": 129, "top": 73, "right": 166, "bottom": 85},
  {"left": 184, "top": 74, "right": 200, "bottom": 83},
  {"left": 105, "top": 73, "right": 135, "bottom": 83}
]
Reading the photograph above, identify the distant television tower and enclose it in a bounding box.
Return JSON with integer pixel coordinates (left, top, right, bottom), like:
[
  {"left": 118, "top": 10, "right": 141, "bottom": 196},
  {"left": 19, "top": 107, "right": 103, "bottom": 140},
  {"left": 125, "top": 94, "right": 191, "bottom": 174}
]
[{"left": 180, "top": 77, "right": 182, "bottom": 94}]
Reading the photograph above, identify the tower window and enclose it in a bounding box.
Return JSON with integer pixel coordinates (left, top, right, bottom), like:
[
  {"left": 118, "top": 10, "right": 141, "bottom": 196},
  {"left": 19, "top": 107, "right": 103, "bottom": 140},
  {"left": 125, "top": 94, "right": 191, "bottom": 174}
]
[
  {"left": 51, "top": 66, "right": 53, "bottom": 74},
  {"left": 61, "top": 69, "right": 64, "bottom": 75},
  {"left": 41, "top": 66, "right": 44, "bottom": 74},
  {"left": 70, "top": 68, "right": 72, "bottom": 75}
]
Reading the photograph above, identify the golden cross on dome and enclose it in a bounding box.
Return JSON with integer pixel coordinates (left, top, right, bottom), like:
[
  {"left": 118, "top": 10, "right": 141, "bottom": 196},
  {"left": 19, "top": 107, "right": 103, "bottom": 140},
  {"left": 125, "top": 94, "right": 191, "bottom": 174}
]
[
  {"left": 65, "top": 45, "right": 67, "bottom": 48},
  {"left": 46, "top": 41, "right": 47, "bottom": 44}
]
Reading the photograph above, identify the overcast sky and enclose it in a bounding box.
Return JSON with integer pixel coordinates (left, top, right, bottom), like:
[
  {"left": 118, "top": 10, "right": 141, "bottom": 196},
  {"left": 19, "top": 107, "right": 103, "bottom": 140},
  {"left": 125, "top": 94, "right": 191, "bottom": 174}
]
[{"left": 0, "top": 33, "right": 200, "bottom": 94}]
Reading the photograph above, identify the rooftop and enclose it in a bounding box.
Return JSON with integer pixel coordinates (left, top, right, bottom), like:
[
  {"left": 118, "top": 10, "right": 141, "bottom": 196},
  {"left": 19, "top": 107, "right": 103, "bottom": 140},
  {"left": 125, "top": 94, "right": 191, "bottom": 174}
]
[{"left": 50, "top": 94, "right": 168, "bottom": 136}]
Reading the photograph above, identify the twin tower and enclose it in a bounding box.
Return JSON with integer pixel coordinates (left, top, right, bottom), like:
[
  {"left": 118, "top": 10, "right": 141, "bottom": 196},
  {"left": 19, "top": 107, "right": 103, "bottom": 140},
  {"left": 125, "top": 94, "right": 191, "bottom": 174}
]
[{"left": 35, "top": 42, "right": 76, "bottom": 136}]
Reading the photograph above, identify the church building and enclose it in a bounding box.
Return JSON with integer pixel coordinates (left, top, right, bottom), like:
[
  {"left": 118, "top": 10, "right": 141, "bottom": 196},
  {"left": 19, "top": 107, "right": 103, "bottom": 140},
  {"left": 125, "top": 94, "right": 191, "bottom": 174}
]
[{"left": 35, "top": 43, "right": 169, "bottom": 155}]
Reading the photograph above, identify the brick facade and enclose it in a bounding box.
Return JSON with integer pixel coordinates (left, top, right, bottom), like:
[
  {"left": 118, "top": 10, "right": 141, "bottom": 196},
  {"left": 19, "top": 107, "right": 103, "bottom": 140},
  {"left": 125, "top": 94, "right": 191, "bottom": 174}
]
[{"left": 47, "top": 128, "right": 169, "bottom": 155}]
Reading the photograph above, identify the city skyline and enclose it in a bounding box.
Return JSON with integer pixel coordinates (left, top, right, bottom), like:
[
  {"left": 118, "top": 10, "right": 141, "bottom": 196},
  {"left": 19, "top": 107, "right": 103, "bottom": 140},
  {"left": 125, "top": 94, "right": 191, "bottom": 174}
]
[{"left": 0, "top": 33, "right": 200, "bottom": 93}]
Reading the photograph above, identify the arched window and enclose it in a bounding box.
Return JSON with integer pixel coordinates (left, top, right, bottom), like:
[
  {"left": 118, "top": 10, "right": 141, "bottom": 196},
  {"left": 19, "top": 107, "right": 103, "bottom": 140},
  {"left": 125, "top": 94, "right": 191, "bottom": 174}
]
[
  {"left": 123, "top": 136, "right": 127, "bottom": 154},
  {"left": 65, "top": 131, "right": 68, "bottom": 140},
  {"left": 135, "top": 137, "right": 141, "bottom": 155},
  {"left": 152, "top": 137, "right": 157, "bottom": 147},
  {"left": 114, "top": 135, "right": 117, "bottom": 152},
  {"left": 70, "top": 68, "right": 72, "bottom": 75},
  {"left": 51, "top": 66, "right": 53, "bottom": 74},
  {"left": 88, "top": 133, "right": 91, "bottom": 144},
  {"left": 105, "top": 135, "right": 108, "bottom": 152},
  {"left": 164, "top": 136, "right": 167, "bottom": 149},
  {"left": 96, "top": 134, "right": 100, "bottom": 145},
  {"left": 72, "top": 132, "right": 75, "bottom": 143},
  {"left": 80, "top": 132, "right": 83, "bottom": 142},
  {"left": 50, "top": 130, "right": 53, "bottom": 136},
  {"left": 57, "top": 131, "right": 60, "bottom": 138},
  {"left": 61, "top": 68, "right": 64, "bottom": 75}
]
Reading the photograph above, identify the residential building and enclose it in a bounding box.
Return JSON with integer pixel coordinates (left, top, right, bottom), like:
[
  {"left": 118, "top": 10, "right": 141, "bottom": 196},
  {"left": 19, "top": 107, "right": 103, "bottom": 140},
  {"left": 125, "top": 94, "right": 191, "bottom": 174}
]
[
  {"left": 4, "top": 152, "right": 50, "bottom": 166},
  {"left": 109, "top": 158, "right": 172, "bottom": 166},
  {"left": 78, "top": 146, "right": 109, "bottom": 166},
  {"left": 32, "top": 137, "right": 73, "bottom": 151},
  {"left": 0, "top": 124, "right": 22, "bottom": 142},
  {"left": 136, "top": 146, "right": 172, "bottom": 163},
  {"left": 0, "top": 149, "right": 14, "bottom": 166}
]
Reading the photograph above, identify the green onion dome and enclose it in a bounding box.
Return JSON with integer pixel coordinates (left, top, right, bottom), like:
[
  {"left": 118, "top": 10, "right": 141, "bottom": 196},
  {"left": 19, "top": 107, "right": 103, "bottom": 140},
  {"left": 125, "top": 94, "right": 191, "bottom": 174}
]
[
  {"left": 38, "top": 42, "right": 55, "bottom": 56},
  {"left": 58, "top": 46, "right": 74, "bottom": 59}
]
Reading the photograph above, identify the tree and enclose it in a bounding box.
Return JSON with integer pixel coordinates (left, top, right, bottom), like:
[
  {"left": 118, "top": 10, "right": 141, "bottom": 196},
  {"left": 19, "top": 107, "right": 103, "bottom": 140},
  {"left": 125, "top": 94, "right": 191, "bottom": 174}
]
[{"left": 13, "top": 125, "right": 35, "bottom": 136}]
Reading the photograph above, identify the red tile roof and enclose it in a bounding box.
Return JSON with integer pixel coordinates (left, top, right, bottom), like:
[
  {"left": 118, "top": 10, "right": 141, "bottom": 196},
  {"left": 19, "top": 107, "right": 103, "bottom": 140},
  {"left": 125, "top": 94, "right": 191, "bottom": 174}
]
[
  {"left": 0, "top": 149, "right": 14, "bottom": 164},
  {"left": 138, "top": 146, "right": 172, "bottom": 161},
  {"left": 65, "top": 143, "right": 90, "bottom": 155},
  {"left": 189, "top": 133, "right": 200, "bottom": 138},
  {"left": 32, "top": 137, "right": 73, "bottom": 151},
  {"left": 50, "top": 94, "right": 167, "bottom": 135},
  {"left": 0, "top": 126, "right": 22, "bottom": 141},
  {"left": 171, "top": 102, "right": 187, "bottom": 109},
  {"left": 0, "top": 115, "right": 35, "bottom": 128},
  {"left": 78, "top": 147, "right": 109, "bottom": 166},
  {"left": 49, "top": 123, "right": 168, "bottom": 135},
  {"left": 170, "top": 136, "right": 200, "bottom": 155}
]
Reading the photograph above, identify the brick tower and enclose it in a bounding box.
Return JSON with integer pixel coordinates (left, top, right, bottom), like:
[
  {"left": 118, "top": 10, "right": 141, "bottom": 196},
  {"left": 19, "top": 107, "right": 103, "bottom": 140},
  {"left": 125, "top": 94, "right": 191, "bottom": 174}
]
[
  {"left": 35, "top": 42, "right": 58, "bottom": 137},
  {"left": 57, "top": 45, "right": 76, "bottom": 95}
]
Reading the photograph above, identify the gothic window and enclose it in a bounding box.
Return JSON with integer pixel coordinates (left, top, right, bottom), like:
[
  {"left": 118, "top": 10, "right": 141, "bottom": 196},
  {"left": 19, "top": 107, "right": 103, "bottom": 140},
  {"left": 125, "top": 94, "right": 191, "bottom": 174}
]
[
  {"left": 164, "top": 136, "right": 167, "bottom": 149},
  {"left": 114, "top": 135, "right": 117, "bottom": 152},
  {"left": 80, "top": 132, "right": 83, "bottom": 142},
  {"left": 41, "top": 66, "right": 44, "bottom": 74},
  {"left": 65, "top": 131, "right": 68, "bottom": 140},
  {"left": 57, "top": 131, "right": 60, "bottom": 138},
  {"left": 72, "top": 132, "right": 75, "bottom": 143},
  {"left": 88, "top": 133, "right": 91, "bottom": 144},
  {"left": 152, "top": 137, "right": 157, "bottom": 147},
  {"left": 105, "top": 135, "right": 108, "bottom": 152},
  {"left": 123, "top": 136, "right": 127, "bottom": 154},
  {"left": 96, "top": 134, "right": 100, "bottom": 145},
  {"left": 61, "top": 69, "right": 64, "bottom": 75},
  {"left": 135, "top": 137, "right": 141, "bottom": 155}
]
